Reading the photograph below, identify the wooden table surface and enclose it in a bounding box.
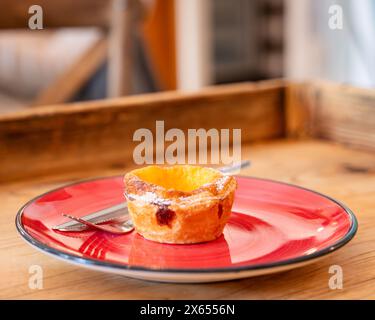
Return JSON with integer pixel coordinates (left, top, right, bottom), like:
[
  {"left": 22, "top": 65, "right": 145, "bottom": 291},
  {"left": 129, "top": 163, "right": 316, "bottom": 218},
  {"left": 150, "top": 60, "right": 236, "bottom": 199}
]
[{"left": 1, "top": 139, "right": 374, "bottom": 299}]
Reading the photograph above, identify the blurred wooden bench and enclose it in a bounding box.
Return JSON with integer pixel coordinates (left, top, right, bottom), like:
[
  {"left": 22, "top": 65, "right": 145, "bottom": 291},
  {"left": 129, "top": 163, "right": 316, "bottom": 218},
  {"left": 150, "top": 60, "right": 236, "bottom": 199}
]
[{"left": 0, "top": 0, "right": 145, "bottom": 107}]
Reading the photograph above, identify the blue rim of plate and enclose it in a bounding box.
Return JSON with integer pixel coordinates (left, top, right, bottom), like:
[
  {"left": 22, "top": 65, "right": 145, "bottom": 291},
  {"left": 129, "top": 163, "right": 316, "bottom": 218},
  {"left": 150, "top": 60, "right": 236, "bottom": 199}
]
[{"left": 15, "top": 176, "right": 358, "bottom": 274}]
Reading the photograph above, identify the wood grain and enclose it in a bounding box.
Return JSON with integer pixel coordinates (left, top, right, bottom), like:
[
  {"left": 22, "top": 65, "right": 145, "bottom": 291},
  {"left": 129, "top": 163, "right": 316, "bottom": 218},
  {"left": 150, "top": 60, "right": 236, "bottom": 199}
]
[
  {"left": 1, "top": 80, "right": 374, "bottom": 299},
  {"left": 286, "top": 81, "right": 375, "bottom": 151},
  {"left": 1, "top": 140, "right": 374, "bottom": 299},
  {"left": 285, "top": 81, "right": 313, "bottom": 138},
  {"left": 0, "top": 81, "right": 285, "bottom": 182}
]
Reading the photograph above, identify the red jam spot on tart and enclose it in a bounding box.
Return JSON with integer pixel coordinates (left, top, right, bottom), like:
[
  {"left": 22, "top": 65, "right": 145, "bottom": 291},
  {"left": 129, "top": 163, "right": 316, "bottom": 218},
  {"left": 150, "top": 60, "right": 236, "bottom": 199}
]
[{"left": 156, "top": 205, "right": 176, "bottom": 227}]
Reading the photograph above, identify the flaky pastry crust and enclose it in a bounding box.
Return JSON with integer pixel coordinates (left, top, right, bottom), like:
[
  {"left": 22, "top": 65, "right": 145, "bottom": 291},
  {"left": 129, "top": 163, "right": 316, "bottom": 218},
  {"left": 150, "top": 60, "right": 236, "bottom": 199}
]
[{"left": 124, "top": 165, "right": 237, "bottom": 244}]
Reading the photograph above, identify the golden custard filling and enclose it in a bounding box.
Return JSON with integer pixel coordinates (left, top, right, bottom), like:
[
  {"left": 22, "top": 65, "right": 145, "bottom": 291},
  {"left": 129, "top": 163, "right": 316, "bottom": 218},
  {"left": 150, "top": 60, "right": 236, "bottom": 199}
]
[
  {"left": 124, "top": 165, "right": 237, "bottom": 244},
  {"left": 130, "top": 165, "right": 222, "bottom": 192}
]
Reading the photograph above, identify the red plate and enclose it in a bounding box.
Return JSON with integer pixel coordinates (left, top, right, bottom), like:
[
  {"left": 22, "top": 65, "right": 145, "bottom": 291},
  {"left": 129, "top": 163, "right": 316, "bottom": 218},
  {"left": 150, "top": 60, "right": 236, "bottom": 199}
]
[{"left": 16, "top": 176, "right": 357, "bottom": 283}]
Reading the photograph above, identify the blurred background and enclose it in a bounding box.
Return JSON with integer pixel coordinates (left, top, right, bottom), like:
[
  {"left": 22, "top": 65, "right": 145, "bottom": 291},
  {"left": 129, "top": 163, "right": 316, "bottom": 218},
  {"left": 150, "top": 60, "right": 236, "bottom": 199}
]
[{"left": 0, "top": 0, "right": 371, "bottom": 114}]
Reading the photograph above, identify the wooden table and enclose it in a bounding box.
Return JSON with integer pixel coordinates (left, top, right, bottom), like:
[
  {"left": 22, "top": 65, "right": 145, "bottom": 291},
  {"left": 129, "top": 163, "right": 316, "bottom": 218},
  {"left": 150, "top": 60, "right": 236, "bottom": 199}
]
[{"left": 1, "top": 81, "right": 374, "bottom": 299}]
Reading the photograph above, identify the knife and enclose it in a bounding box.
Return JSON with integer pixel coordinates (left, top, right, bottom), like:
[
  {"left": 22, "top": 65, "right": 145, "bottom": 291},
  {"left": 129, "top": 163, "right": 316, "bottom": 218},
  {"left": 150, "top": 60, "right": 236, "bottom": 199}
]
[
  {"left": 53, "top": 203, "right": 128, "bottom": 231},
  {"left": 53, "top": 160, "right": 250, "bottom": 232}
]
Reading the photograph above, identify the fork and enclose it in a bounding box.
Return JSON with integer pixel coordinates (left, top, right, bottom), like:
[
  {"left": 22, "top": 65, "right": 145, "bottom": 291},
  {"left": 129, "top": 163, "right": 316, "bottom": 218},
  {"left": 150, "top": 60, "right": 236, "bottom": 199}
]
[{"left": 62, "top": 213, "right": 134, "bottom": 234}]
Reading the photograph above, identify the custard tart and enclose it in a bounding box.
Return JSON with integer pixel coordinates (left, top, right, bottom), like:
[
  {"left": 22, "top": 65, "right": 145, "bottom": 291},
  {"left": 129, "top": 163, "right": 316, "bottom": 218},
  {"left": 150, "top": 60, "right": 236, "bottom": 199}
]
[{"left": 124, "top": 165, "right": 237, "bottom": 244}]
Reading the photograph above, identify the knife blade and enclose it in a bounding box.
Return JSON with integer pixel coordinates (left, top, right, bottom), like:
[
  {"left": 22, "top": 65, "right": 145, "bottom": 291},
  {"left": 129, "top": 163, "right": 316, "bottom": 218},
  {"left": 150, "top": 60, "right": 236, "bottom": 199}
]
[{"left": 53, "top": 203, "right": 128, "bottom": 231}]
